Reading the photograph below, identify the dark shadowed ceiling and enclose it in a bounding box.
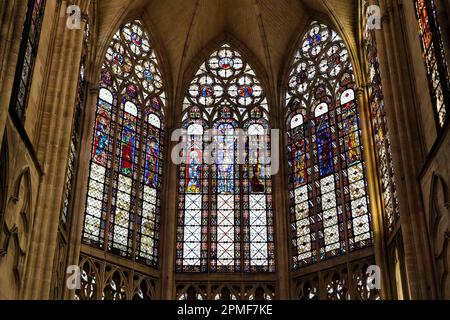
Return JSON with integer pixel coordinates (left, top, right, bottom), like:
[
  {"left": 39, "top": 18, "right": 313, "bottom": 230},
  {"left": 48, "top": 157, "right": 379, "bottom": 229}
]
[{"left": 94, "top": 0, "right": 357, "bottom": 108}]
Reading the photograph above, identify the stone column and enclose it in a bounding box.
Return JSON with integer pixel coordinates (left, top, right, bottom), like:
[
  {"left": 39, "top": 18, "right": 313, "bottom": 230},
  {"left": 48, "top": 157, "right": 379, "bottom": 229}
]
[
  {"left": 159, "top": 80, "right": 181, "bottom": 299},
  {"left": 160, "top": 125, "right": 178, "bottom": 299},
  {"left": 354, "top": 84, "right": 391, "bottom": 299},
  {"left": 64, "top": 84, "right": 98, "bottom": 300},
  {"left": 372, "top": 0, "right": 437, "bottom": 299},
  {"left": 271, "top": 92, "right": 291, "bottom": 300},
  {"left": 21, "top": 0, "right": 91, "bottom": 299}
]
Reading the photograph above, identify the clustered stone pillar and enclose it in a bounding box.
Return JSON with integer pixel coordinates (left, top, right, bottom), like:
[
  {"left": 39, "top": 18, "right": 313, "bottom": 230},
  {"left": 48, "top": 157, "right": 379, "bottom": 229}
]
[
  {"left": 272, "top": 93, "right": 291, "bottom": 300},
  {"left": 65, "top": 84, "right": 97, "bottom": 300},
  {"left": 21, "top": 0, "right": 92, "bottom": 299},
  {"left": 373, "top": 0, "right": 437, "bottom": 299},
  {"left": 354, "top": 83, "right": 391, "bottom": 299},
  {"left": 160, "top": 125, "right": 179, "bottom": 299}
]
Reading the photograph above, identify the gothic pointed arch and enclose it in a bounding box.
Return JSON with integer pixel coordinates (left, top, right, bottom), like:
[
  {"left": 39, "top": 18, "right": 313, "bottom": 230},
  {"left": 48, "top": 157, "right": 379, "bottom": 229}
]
[
  {"left": 176, "top": 42, "right": 275, "bottom": 274},
  {"left": 285, "top": 20, "right": 374, "bottom": 272},
  {"left": 81, "top": 19, "right": 166, "bottom": 268}
]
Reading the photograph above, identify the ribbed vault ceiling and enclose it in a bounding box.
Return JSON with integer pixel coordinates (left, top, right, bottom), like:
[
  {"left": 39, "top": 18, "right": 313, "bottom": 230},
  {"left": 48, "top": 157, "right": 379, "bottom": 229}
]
[{"left": 95, "top": 0, "right": 357, "bottom": 108}]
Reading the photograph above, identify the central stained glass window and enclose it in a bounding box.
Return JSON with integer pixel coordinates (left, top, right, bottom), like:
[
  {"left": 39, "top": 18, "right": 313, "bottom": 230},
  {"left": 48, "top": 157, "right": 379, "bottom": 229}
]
[
  {"left": 286, "top": 21, "right": 373, "bottom": 271},
  {"left": 176, "top": 44, "right": 275, "bottom": 273}
]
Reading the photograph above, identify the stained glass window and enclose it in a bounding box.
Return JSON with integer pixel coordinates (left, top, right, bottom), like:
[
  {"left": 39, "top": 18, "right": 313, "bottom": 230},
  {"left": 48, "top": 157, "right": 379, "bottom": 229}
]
[
  {"left": 363, "top": 0, "right": 399, "bottom": 234},
  {"left": 286, "top": 21, "right": 373, "bottom": 270},
  {"left": 82, "top": 20, "right": 165, "bottom": 267},
  {"left": 62, "top": 22, "right": 90, "bottom": 225},
  {"left": 415, "top": 0, "right": 450, "bottom": 128},
  {"left": 176, "top": 44, "right": 275, "bottom": 273},
  {"left": 10, "top": 0, "right": 46, "bottom": 122}
]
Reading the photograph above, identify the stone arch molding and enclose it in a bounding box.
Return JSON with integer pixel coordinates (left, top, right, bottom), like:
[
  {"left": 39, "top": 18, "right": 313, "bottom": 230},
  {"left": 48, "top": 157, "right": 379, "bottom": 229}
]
[
  {"left": 75, "top": 255, "right": 157, "bottom": 300},
  {"left": 429, "top": 172, "right": 450, "bottom": 298},
  {"left": 0, "top": 166, "right": 33, "bottom": 299}
]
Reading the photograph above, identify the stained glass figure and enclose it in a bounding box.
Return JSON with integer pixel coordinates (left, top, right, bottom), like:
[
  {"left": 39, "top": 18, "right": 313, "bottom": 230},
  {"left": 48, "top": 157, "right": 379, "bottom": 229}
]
[
  {"left": 119, "top": 121, "right": 135, "bottom": 176},
  {"left": 144, "top": 138, "right": 160, "bottom": 188}
]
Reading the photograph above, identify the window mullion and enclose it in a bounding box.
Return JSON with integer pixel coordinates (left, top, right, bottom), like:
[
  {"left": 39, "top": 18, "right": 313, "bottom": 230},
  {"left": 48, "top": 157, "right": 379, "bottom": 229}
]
[
  {"left": 307, "top": 118, "right": 321, "bottom": 265},
  {"left": 131, "top": 109, "right": 146, "bottom": 261},
  {"left": 333, "top": 104, "right": 350, "bottom": 256},
  {"left": 103, "top": 92, "right": 123, "bottom": 253}
]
